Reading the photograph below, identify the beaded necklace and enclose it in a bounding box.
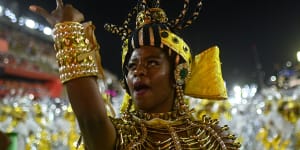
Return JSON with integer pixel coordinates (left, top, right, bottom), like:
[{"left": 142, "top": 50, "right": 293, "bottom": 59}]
[{"left": 111, "top": 108, "right": 241, "bottom": 150}]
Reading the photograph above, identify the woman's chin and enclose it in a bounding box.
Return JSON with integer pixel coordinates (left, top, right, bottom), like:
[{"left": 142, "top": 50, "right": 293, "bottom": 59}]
[{"left": 134, "top": 101, "right": 152, "bottom": 112}]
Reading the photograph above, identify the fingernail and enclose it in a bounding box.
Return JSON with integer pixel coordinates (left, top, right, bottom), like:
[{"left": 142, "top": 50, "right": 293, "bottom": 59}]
[{"left": 29, "top": 6, "right": 36, "bottom": 11}]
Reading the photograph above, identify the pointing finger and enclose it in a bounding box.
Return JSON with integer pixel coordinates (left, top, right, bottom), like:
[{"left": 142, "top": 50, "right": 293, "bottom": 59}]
[
  {"left": 29, "top": 5, "right": 55, "bottom": 26},
  {"left": 29, "top": 5, "right": 50, "bottom": 19},
  {"left": 56, "top": 0, "right": 64, "bottom": 8}
]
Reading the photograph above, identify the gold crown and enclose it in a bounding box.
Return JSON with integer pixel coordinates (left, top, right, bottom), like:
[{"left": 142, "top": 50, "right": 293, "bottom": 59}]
[
  {"left": 136, "top": 8, "right": 168, "bottom": 29},
  {"left": 104, "top": 0, "right": 203, "bottom": 43}
]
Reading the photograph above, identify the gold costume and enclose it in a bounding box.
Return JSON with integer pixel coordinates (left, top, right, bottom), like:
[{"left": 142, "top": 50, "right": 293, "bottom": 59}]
[
  {"left": 111, "top": 111, "right": 239, "bottom": 149},
  {"left": 53, "top": 0, "right": 241, "bottom": 149}
]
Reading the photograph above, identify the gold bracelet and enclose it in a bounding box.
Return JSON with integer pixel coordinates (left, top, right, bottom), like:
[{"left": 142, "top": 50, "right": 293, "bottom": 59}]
[{"left": 53, "top": 22, "right": 104, "bottom": 83}]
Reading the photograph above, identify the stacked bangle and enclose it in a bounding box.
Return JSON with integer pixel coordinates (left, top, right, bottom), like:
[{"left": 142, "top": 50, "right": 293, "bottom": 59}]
[{"left": 53, "top": 22, "right": 103, "bottom": 83}]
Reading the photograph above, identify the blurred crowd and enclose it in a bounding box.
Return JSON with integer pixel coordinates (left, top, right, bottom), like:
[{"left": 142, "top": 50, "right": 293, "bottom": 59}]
[{"left": 0, "top": 23, "right": 57, "bottom": 74}]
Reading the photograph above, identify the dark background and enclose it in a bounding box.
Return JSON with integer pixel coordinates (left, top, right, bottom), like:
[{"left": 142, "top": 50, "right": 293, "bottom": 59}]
[{"left": 7, "top": 0, "right": 300, "bottom": 87}]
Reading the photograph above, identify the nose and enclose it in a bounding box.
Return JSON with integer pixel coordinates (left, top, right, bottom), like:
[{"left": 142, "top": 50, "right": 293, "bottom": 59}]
[{"left": 133, "top": 63, "right": 147, "bottom": 76}]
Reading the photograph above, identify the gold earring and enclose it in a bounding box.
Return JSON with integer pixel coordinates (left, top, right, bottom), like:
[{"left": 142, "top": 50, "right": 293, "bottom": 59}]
[{"left": 174, "top": 63, "right": 190, "bottom": 86}]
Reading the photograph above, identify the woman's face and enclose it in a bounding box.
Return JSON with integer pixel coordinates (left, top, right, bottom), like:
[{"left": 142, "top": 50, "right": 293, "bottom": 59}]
[{"left": 126, "top": 46, "right": 175, "bottom": 113}]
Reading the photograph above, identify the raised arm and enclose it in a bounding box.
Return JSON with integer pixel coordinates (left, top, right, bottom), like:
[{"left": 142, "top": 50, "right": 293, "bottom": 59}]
[{"left": 29, "top": 0, "right": 116, "bottom": 149}]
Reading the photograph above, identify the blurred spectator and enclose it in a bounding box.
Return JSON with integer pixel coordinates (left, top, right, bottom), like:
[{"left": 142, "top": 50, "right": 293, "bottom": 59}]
[
  {"left": 0, "top": 30, "right": 8, "bottom": 53},
  {"left": 8, "top": 0, "right": 20, "bottom": 18}
]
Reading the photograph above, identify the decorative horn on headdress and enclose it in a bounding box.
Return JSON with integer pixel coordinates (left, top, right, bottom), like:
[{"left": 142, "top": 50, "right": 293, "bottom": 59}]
[
  {"left": 168, "top": 0, "right": 190, "bottom": 30},
  {"left": 104, "top": 4, "right": 140, "bottom": 41}
]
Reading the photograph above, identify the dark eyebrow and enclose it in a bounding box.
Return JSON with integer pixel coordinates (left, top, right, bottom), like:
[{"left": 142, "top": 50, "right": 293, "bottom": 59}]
[
  {"left": 145, "top": 55, "right": 162, "bottom": 60},
  {"left": 129, "top": 55, "right": 163, "bottom": 62},
  {"left": 145, "top": 52, "right": 167, "bottom": 59}
]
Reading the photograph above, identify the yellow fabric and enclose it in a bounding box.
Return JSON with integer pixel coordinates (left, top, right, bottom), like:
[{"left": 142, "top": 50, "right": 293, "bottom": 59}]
[
  {"left": 121, "top": 30, "right": 192, "bottom": 67},
  {"left": 184, "top": 46, "right": 228, "bottom": 100},
  {"left": 120, "top": 92, "right": 131, "bottom": 113},
  {"left": 160, "top": 30, "right": 192, "bottom": 65}
]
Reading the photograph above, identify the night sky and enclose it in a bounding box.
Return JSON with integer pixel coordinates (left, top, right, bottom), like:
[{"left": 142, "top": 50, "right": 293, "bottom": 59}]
[{"left": 15, "top": 0, "right": 300, "bottom": 87}]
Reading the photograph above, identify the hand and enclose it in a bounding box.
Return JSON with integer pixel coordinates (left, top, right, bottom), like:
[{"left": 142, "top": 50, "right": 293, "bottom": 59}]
[{"left": 29, "top": 0, "right": 85, "bottom": 27}]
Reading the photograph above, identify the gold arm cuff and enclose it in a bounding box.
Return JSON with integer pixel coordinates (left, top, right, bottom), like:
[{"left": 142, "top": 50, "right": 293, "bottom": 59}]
[{"left": 53, "top": 22, "right": 104, "bottom": 83}]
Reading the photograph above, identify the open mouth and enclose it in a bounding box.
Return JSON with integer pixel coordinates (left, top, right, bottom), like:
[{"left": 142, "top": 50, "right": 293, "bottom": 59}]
[{"left": 133, "top": 83, "right": 149, "bottom": 95}]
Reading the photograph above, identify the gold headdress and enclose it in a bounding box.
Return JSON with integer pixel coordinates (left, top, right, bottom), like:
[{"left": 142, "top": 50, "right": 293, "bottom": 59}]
[{"left": 104, "top": 0, "right": 227, "bottom": 113}]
